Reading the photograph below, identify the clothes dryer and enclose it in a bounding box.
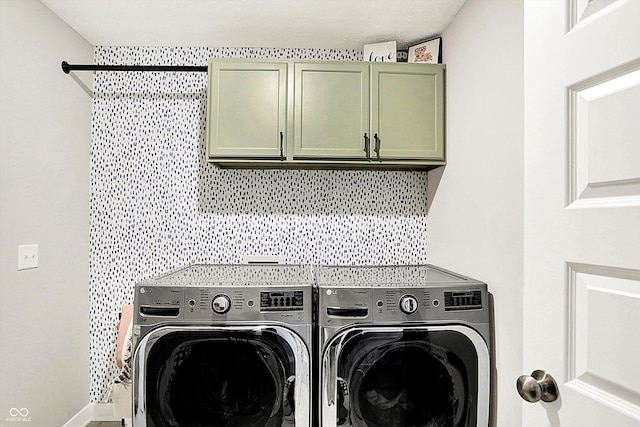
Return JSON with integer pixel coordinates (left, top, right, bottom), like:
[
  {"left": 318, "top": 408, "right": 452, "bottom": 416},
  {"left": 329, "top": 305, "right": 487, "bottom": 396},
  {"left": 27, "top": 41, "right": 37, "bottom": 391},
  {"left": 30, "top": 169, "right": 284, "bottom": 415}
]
[
  {"left": 132, "top": 264, "right": 313, "bottom": 427},
  {"left": 316, "top": 265, "right": 491, "bottom": 427}
]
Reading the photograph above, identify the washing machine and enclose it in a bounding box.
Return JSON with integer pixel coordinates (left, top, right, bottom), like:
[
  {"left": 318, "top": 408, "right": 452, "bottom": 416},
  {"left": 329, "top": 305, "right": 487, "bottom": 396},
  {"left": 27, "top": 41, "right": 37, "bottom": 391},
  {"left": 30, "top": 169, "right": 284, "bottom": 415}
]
[
  {"left": 316, "top": 265, "right": 491, "bottom": 427},
  {"left": 131, "top": 264, "right": 313, "bottom": 427}
]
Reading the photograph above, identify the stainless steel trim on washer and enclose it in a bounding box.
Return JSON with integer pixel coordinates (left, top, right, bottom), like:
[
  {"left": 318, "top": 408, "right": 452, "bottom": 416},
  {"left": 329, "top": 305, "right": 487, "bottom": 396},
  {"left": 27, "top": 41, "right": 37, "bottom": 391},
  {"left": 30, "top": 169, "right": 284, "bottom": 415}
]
[
  {"left": 320, "top": 324, "right": 490, "bottom": 427},
  {"left": 133, "top": 324, "right": 311, "bottom": 426}
]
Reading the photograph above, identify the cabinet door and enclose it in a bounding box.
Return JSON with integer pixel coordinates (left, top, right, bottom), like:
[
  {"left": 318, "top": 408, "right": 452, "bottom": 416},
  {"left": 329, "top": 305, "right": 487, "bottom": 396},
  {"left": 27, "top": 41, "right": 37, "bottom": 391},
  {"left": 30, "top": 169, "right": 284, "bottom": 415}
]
[
  {"left": 207, "top": 60, "right": 287, "bottom": 159},
  {"left": 293, "top": 62, "right": 369, "bottom": 159},
  {"left": 370, "top": 63, "right": 445, "bottom": 160}
]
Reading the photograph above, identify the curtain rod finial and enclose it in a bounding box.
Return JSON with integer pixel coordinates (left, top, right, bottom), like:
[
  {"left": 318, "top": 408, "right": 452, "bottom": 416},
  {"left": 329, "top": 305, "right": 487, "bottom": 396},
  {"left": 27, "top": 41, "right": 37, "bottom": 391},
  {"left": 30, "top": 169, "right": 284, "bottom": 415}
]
[{"left": 61, "top": 61, "right": 70, "bottom": 74}]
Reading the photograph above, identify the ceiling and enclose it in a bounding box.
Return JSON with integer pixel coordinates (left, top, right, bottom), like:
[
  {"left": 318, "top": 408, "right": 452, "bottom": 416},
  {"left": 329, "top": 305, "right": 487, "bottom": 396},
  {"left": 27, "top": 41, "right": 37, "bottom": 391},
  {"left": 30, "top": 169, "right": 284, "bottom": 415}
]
[{"left": 39, "top": 0, "right": 466, "bottom": 50}]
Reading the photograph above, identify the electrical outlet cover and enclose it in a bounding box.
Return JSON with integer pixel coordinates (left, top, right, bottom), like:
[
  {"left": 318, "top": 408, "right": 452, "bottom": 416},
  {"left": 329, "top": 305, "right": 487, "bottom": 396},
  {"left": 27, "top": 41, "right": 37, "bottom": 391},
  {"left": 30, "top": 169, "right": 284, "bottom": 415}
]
[{"left": 18, "top": 244, "right": 38, "bottom": 270}]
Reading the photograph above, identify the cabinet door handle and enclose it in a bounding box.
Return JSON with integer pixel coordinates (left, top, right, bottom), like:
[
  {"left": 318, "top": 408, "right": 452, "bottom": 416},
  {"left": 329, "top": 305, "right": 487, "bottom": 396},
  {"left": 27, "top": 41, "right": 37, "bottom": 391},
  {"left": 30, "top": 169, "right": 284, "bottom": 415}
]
[
  {"left": 279, "top": 131, "right": 284, "bottom": 160},
  {"left": 363, "top": 133, "right": 371, "bottom": 160},
  {"left": 373, "top": 133, "right": 381, "bottom": 160}
]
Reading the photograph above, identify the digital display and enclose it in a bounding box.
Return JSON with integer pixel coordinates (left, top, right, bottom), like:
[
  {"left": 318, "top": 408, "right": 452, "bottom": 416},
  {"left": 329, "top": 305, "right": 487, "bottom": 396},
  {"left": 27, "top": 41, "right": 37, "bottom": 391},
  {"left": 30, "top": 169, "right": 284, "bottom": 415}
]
[
  {"left": 444, "top": 290, "right": 482, "bottom": 311},
  {"left": 260, "top": 290, "right": 304, "bottom": 311}
]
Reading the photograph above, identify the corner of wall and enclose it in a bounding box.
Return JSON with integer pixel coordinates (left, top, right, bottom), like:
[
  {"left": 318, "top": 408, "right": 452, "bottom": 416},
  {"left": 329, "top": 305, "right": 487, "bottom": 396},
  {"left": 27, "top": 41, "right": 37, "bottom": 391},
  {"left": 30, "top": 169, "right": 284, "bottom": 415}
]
[
  {"left": 428, "top": 0, "right": 525, "bottom": 425},
  {"left": 0, "top": 0, "right": 93, "bottom": 425}
]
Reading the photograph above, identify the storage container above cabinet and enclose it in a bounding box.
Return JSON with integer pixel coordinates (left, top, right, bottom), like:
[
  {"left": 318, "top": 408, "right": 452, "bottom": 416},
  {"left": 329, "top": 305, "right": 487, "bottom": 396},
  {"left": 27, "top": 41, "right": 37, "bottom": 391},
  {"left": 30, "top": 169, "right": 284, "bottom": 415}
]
[{"left": 205, "top": 58, "right": 445, "bottom": 170}]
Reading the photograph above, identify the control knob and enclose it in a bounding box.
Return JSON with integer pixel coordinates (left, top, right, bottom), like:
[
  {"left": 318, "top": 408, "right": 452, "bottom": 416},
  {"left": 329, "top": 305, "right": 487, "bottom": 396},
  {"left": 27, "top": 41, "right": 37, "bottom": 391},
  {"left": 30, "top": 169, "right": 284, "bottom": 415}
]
[
  {"left": 399, "top": 295, "right": 419, "bottom": 314},
  {"left": 211, "top": 294, "right": 231, "bottom": 314}
]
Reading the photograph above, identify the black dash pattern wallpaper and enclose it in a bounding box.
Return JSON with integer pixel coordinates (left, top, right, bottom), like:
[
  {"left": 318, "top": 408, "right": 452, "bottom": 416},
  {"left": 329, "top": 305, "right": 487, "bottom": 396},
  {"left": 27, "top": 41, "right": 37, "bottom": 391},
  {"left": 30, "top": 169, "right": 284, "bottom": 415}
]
[{"left": 90, "top": 46, "right": 429, "bottom": 400}]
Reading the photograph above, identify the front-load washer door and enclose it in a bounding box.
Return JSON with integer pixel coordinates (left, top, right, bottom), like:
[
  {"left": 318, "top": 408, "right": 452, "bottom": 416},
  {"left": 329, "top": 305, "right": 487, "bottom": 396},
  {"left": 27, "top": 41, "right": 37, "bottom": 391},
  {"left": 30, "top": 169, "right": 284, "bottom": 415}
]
[
  {"left": 133, "top": 325, "right": 310, "bottom": 427},
  {"left": 320, "top": 325, "right": 489, "bottom": 427}
]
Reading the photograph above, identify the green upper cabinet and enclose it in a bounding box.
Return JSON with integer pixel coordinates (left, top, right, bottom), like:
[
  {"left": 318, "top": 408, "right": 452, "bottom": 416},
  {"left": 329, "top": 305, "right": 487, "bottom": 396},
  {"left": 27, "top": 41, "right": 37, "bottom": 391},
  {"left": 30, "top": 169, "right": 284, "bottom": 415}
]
[
  {"left": 206, "top": 59, "right": 445, "bottom": 169},
  {"left": 206, "top": 59, "right": 287, "bottom": 160},
  {"left": 370, "top": 63, "right": 444, "bottom": 161},
  {"left": 293, "top": 62, "right": 369, "bottom": 160}
]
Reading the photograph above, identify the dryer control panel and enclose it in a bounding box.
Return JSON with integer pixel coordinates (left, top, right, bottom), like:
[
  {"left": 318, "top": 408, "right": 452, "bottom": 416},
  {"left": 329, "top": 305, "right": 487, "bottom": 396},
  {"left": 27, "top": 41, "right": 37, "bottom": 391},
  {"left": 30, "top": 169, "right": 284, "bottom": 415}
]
[
  {"left": 371, "top": 287, "right": 488, "bottom": 323},
  {"left": 260, "top": 290, "right": 304, "bottom": 311},
  {"left": 318, "top": 285, "right": 489, "bottom": 325}
]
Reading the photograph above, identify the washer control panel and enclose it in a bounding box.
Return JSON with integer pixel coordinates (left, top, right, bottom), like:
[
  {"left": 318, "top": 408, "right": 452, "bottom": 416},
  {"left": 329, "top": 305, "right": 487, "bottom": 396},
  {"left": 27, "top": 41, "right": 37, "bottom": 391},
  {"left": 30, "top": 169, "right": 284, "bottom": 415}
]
[
  {"left": 181, "top": 286, "right": 310, "bottom": 323},
  {"left": 260, "top": 290, "right": 304, "bottom": 311}
]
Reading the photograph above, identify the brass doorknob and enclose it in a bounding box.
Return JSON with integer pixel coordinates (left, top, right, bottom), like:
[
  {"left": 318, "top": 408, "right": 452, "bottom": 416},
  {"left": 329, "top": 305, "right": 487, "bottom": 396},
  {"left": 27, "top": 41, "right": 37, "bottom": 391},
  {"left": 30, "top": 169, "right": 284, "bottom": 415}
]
[{"left": 516, "top": 370, "right": 559, "bottom": 403}]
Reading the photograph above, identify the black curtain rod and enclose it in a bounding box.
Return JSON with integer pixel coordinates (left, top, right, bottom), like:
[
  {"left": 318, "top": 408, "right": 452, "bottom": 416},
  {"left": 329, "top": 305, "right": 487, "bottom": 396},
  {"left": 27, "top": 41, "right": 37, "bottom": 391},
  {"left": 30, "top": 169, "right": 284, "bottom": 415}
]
[{"left": 61, "top": 61, "right": 207, "bottom": 74}]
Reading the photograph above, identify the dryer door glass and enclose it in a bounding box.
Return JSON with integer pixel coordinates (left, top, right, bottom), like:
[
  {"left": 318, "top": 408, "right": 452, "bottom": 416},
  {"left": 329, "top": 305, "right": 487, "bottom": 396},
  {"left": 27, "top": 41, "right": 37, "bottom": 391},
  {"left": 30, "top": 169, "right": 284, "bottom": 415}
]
[
  {"left": 329, "top": 327, "right": 483, "bottom": 427},
  {"left": 141, "top": 328, "right": 297, "bottom": 427}
]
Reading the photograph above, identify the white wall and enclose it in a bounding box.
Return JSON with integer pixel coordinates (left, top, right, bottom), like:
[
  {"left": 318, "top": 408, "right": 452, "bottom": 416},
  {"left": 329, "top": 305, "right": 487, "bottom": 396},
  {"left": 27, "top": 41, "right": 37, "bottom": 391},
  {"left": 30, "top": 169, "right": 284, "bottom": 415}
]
[
  {"left": 427, "top": 0, "right": 524, "bottom": 425},
  {"left": 0, "top": 1, "right": 93, "bottom": 425}
]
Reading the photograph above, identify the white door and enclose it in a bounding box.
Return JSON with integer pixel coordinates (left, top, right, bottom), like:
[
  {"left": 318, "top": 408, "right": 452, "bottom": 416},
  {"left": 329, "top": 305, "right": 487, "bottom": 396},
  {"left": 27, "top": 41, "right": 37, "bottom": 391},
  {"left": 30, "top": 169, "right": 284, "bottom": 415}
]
[{"left": 523, "top": 1, "right": 640, "bottom": 426}]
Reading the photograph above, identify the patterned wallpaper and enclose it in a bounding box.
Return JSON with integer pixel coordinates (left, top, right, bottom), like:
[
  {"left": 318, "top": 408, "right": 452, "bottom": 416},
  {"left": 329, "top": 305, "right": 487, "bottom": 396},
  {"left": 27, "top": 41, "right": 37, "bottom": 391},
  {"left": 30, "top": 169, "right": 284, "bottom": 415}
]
[{"left": 89, "top": 46, "right": 429, "bottom": 401}]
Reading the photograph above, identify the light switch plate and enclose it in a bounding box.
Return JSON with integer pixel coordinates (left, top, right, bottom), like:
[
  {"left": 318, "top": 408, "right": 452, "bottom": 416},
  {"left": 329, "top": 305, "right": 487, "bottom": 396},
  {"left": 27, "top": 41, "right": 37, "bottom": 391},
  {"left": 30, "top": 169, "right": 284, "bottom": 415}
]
[{"left": 18, "top": 244, "right": 38, "bottom": 270}]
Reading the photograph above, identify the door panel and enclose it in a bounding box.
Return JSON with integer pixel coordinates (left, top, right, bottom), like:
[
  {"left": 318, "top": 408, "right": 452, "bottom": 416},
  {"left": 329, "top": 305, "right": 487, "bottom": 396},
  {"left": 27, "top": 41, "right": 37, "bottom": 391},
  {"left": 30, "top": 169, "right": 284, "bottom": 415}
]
[
  {"left": 371, "top": 64, "right": 445, "bottom": 160},
  {"left": 566, "top": 264, "right": 640, "bottom": 418},
  {"left": 148, "top": 336, "right": 286, "bottom": 426},
  {"left": 293, "top": 62, "right": 369, "bottom": 159},
  {"left": 320, "top": 325, "right": 490, "bottom": 427},
  {"left": 207, "top": 61, "right": 287, "bottom": 158},
  {"left": 523, "top": 0, "right": 640, "bottom": 425},
  {"left": 133, "top": 325, "right": 311, "bottom": 427},
  {"left": 569, "top": 62, "right": 640, "bottom": 207}
]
